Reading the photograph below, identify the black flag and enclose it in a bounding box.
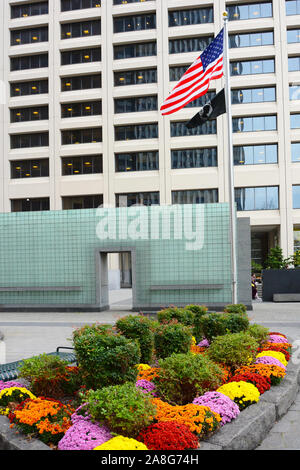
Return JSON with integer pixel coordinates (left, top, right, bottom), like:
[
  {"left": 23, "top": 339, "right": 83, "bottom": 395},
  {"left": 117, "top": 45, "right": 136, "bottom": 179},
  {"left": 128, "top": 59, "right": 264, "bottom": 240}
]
[{"left": 186, "top": 89, "right": 226, "bottom": 129}]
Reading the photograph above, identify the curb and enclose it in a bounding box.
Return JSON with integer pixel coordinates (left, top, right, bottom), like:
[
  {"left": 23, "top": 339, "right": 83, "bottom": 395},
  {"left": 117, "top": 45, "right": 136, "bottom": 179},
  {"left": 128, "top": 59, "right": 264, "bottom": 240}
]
[{"left": 1, "top": 354, "right": 300, "bottom": 451}]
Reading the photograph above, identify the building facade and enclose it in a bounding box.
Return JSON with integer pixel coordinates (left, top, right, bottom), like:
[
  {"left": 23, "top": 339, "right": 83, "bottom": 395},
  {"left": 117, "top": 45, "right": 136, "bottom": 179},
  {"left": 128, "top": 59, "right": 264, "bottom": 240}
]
[{"left": 0, "top": 0, "right": 300, "bottom": 270}]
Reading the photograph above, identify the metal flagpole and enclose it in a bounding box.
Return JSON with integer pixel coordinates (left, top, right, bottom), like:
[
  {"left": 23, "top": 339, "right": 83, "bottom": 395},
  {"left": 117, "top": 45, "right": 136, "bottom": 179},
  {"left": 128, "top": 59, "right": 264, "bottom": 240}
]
[{"left": 223, "top": 12, "right": 238, "bottom": 304}]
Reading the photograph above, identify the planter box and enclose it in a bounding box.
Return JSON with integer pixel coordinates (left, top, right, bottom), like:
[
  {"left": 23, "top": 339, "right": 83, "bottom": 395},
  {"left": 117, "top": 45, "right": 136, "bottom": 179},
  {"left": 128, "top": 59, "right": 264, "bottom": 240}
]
[{"left": 262, "top": 269, "right": 300, "bottom": 302}]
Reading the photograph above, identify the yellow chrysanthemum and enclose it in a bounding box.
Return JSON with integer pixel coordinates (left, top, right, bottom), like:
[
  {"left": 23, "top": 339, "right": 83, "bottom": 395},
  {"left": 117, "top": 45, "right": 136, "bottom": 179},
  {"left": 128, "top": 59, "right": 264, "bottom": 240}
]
[{"left": 94, "top": 436, "right": 148, "bottom": 450}]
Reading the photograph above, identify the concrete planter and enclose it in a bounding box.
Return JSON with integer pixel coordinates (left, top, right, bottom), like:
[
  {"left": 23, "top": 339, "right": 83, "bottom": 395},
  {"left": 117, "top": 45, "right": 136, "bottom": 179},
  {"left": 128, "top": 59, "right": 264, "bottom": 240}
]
[{"left": 262, "top": 269, "right": 300, "bottom": 302}]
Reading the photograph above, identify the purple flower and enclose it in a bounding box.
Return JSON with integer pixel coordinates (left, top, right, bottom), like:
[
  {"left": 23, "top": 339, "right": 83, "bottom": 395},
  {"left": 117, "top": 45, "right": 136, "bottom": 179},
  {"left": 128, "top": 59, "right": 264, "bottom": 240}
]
[
  {"left": 268, "top": 335, "right": 288, "bottom": 344},
  {"left": 135, "top": 379, "right": 157, "bottom": 397},
  {"left": 193, "top": 391, "right": 240, "bottom": 426},
  {"left": 57, "top": 418, "right": 112, "bottom": 451},
  {"left": 0, "top": 380, "right": 26, "bottom": 391},
  {"left": 197, "top": 338, "right": 210, "bottom": 348},
  {"left": 255, "top": 356, "right": 286, "bottom": 370}
]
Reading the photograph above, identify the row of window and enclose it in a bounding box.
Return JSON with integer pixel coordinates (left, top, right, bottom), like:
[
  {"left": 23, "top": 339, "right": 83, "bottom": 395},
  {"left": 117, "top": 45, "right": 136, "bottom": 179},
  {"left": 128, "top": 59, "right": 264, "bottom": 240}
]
[
  {"left": 8, "top": 186, "right": 300, "bottom": 212},
  {"left": 10, "top": 112, "right": 300, "bottom": 147},
  {"left": 10, "top": 1, "right": 300, "bottom": 20},
  {"left": 8, "top": 142, "right": 300, "bottom": 180}
]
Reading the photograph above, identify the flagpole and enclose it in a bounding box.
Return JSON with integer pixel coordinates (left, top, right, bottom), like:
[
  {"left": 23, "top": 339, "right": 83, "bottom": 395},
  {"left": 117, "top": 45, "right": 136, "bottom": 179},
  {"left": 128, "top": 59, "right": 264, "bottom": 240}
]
[{"left": 223, "top": 12, "right": 238, "bottom": 305}]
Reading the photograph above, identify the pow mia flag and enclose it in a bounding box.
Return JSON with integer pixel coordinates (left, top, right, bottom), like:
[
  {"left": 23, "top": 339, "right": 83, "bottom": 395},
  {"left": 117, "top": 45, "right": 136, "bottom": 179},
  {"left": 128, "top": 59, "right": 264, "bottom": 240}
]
[{"left": 186, "top": 88, "right": 226, "bottom": 129}]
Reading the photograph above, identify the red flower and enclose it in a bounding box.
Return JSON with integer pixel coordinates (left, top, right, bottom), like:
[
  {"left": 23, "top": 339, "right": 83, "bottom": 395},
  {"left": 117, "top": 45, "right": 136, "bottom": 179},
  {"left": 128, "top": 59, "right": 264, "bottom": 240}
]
[{"left": 137, "top": 421, "right": 198, "bottom": 450}]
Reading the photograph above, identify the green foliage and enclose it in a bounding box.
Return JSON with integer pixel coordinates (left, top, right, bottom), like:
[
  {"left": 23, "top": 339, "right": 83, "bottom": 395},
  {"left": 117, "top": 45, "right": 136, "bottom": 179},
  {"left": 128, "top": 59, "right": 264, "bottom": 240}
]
[
  {"left": 207, "top": 332, "right": 259, "bottom": 369},
  {"left": 198, "top": 311, "right": 249, "bottom": 342},
  {"left": 84, "top": 382, "right": 155, "bottom": 437},
  {"left": 157, "top": 307, "right": 195, "bottom": 326},
  {"left": 246, "top": 324, "right": 269, "bottom": 346},
  {"left": 293, "top": 250, "right": 300, "bottom": 268},
  {"left": 184, "top": 305, "right": 209, "bottom": 342},
  {"left": 116, "top": 315, "right": 154, "bottom": 364},
  {"left": 73, "top": 325, "right": 140, "bottom": 389},
  {"left": 265, "top": 246, "right": 292, "bottom": 270},
  {"left": 251, "top": 260, "right": 263, "bottom": 275},
  {"left": 154, "top": 322, "right": 193, "bottom": 359},
  {"left": 224, "top": 304, "right": 247, "bottom": 314},
  {"left": 154, "top": 352, "right": 224, "bottom": 405}
]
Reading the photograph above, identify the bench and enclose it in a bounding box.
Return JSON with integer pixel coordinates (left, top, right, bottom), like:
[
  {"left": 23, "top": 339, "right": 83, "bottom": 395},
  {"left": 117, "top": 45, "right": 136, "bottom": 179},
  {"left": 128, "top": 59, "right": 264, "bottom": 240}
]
[
  {"left": 273, "top": 293, "right": 300, "bottom": 302},
  {"left": 0, "top": 347, "right": 77, "bottom": 382}
]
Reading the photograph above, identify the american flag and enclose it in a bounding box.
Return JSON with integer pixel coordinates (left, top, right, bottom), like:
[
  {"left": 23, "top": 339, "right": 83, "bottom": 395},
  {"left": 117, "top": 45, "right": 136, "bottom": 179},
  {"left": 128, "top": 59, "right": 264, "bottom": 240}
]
[{"left": 161, "top": 29, "right": 224, "bottom": 116}]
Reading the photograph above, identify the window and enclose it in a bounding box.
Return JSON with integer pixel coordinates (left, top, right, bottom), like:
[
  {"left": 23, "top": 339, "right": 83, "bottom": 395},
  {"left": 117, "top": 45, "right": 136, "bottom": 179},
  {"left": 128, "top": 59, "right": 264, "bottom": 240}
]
[
  {"left": 292, "top": 143, "right": 300, "bottom": 162},
  {"left": 61, "top": 0, "right": 100, "bottom": 11},
  {"left": 290, "top": 85, "right": 300, "bottom": 100},
  {"left": 11, "top": 159, "right": 49, "bottom": 179},
  {"left": 231, "top": 58, "right": 275, "bottom": 75},
  {"left": 294, "top": 227, "right": 300, "bottom": 251},
  {"left": 235, "top": 186, "right": 279, "bottom": 210},
  {"left": 115, "top": 123, "right": 158, "bottom": 141},
  {"left": 11, "top": 198, "right": 50, "bottom": 212},
  {"left": 10, "top": 80, "right": 48, "bottom": 97},
  {"left": 61, "top": 74, "right": 101, "bottom": 91},
  {"left": 61, "top": 101, "right": 102, "bottom": 118},
  {"left": 227, "top": 2, "right": 272, "bottom": 20},
  {"left": 62, "top": 195, "right": 103, "bottom": 209},
  {"left": 232, "top": 115, "right": 277, "bottom": 132},
  {"left": 11, "top": 106, "right": 48, "bottom": 123},
  {"left": 116, "top": 192, "right": 160, "bottom": 207},
  {"left": 113, "top": 0, "right": 153, "bottom": 4},
  {"left": 113, "top": 14, "right": 156, "bottom": 33},
  {"left": 61, "top": 128, "right": 102, "bottom": 145},
  {"left": 286, "top": 0, "right": 300, "bottom": 15},
  {"left": 169, "top": 36, "right": 213, "bottom": 54},
  {"left": 11, "top": 54, "right": 48, "bottom": 71},
  {"left": 171, "top": 148, "right": 217, "bottom": 169},
  {"left": 287, "top": 29, "right": 300, "bottom": 43},
  {"left": 10, "top": 132, "right": 49, "bottom": 149},
  {"left": 114, "top": 68, "right": 157, "bottom": 86},
  {"left": 169, "top": 7, "right": 213, "bottom": 27},
  {"left": 62, "top": 155, "right": 102, "bottom": 175},
  {"left": 288, "top": 56, "right": 300, "bottom": 71},
  {"left": 229, "top": 31, "right": 274, "bottom": 48},
  {"left": 11, "top": 27, "right": 48, "bottom": 46},
  {"left": 234, "top": 144, "right": 278, "bottom": 165},
  {"left": 11, "top": 2, "right": 48, "bottom": 19},
  {"left": 185, "top": 92, "right": 216, "bottom": 108},
  {"left": 114, "top": 95, "right": 157, "bottom": 113},
  {"left": 291, "top": 114, "right": 300, "bottom": 128},
  {"left": 114, "top": 42, "right": 156, "bottom": 60},
  {"left": 293, "top": 186, "right": 300, "bottom": 208},
  {"left": 115, "top": 151, "right": 158, "bottom": 172},
  {"left": 232, "top": 87, "right": 276, "bottom": 104},
  {"left": 170, "top": 65, "right": 189, "bottom": 82},
  {"left": 61, "top": 20, "right": 101, "bottom": 39},
  {"left": 61, "top": 48, "right": 101, "bottom": 65},
  {"left": 171, "top": 120, "right": 216, "bottom": 137},
  {"left": 172, "top": 189, "right": 218, "bottom": 204}
]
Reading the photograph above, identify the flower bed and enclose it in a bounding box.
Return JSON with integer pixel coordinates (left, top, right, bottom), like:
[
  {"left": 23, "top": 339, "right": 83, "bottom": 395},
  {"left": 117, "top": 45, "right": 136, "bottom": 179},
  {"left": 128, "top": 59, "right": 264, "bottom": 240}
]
[{"left": 0, "top": 305, "right": 292, "bottom": 451}]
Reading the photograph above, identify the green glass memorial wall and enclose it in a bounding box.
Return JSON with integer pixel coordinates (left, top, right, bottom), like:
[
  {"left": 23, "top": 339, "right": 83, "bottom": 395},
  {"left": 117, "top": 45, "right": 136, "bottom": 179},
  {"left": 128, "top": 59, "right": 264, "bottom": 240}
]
[{"left": 0, "top": 204, "right": 251, "bottom": 311}]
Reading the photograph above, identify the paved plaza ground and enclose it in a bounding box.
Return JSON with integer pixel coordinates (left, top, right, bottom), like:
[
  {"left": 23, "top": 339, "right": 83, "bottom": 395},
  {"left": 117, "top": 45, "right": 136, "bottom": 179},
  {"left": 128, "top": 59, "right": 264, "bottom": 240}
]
[{"left": 0, "top": 291, "right": 300, "bottom": 450}]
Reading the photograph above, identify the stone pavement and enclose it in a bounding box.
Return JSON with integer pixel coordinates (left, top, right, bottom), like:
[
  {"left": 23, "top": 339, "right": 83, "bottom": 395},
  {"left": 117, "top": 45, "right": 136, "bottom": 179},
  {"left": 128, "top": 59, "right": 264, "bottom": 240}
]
[{"left": 0, "top": 294, "right": 300, "bottom": 449}]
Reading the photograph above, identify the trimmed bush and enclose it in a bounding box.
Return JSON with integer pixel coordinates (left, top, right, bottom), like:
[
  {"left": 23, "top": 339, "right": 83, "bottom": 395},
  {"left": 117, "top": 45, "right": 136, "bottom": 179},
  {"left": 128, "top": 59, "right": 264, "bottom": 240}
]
[
  {"left": 154, "top": 352, "right": 224, "bottom": 405},
  {"left": 246, "top": 324, "right": 269, "bottom": 346},
  {"left": 198, "top": 311, "right": 249, "bottom": 342},
  {"left": 224, "top": 304, "right": 247, "bottom": 314},
  {"left": 185, "top": 305, "right": 208, "bottom": 342},
  {"left": 116, "top": 315, "right": 154, "bottom": 364},
  {"left": 73, "top": 325, "right": 140, "bottom": 389},
  {"left": 157, "top": 307, "right": 195, "bottom": 326},
  {"left": 207, "top": 332, "right": 259, "bottom": 369},
  {"left": 154, "top": 322, "right": 193, "bottom": 359},
  {"left": 84, "top": 382, "right": 155, "bottom": 438}
]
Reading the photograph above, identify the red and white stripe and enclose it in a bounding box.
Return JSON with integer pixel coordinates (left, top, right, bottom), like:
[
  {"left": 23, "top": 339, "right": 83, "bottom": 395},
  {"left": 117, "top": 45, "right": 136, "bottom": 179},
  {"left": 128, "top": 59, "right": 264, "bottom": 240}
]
[{"left": 160, "top": 54, "right": 223, "bottom": 116}]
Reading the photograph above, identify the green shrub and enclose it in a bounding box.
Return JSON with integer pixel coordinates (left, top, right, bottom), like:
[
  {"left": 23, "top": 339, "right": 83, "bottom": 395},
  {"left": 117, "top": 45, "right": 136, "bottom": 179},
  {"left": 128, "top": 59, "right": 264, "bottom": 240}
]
[
  {"left": 154, "top": 322, "right": 193, "bottom": 359},
  {"left": 116, "top": 315, "right": 154, "bottom": 364},
  {"left": 246, "top": 324, "right": 269, "bottom": 346},
  {"left": 157, "top": 307, "right": 195, "bottom": 326},
  {"left": 198, "top": 311, "right": 249, "bottom": 342},
  {"left": 154, "top": 352, "right": 224, "bottom": 405},
  {"left": 185, "top": 305, "right": 208, "bottom": 342},
  {"left": 73, "top": 325, "right": 140, "bottom": 389},
  {"left": 84, "top": 382, "right": 155, "bottom": 437},
  {"left": 224, "top": 304, "right": 247, "bottom": 314},
  {"left": 207, "top": 332, "right": 259, "bottom": 369}
]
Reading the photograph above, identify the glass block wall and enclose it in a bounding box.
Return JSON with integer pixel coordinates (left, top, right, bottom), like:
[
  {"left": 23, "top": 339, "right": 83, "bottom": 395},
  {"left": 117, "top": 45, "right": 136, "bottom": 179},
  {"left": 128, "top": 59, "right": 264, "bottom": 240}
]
[{"left": 0, "top": 204, "right": 250, "bottom": 311}]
